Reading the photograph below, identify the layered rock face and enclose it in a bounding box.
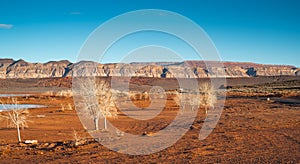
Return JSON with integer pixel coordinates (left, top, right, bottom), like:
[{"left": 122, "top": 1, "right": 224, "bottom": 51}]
[
  {"left": 0, "top": 58, "right": 298, "bottom": 79},
  {"left": 3, "top": 59, "right": 71, "bottom": 79},
  {"left": 0, "top": 59, "right": 14, "bottom": 78}
]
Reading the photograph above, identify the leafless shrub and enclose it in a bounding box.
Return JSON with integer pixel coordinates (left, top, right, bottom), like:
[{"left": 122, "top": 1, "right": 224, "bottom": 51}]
[
  {"left": 60, "top": 103, "right": 73, "bottom": 111},
  {"left": 73, "top": 129, "right": 79, "bottom": 142},
  {"left": 173, "top": 92, "right": 184, "bottom": 109},
  {"left": 199, "top": 83, "right": 217, "bottom": 114},
  {"left": 112, "top": 90, "right": 129, "bottom": 98},
  {"left": 71, "top": 128, "right": 88, "bottom": 147},
  {"left": 43, "top": 91, "right": 53, "bottom": 96},
  {"left": 60, "top": 104, "right": 65, "bottom": 112},
  {"left": 43, "top": 90, "right": 73, "bottom": 97},
  {"left": 116, "top": 129, "right": 124, "bottom": 137},
  {"left": 67, "top": 103, "right": 73, "bottom": 110},
  {"left": 129, "top": 91, "right": 150, "bottom": 101},
  {"left": 173, "top": 83, "right": 216, "bottom": 114},
  {"left": 56, "top": 90, "right": 73, "bottom": 97},
  {"left": 149, "top": 87, "right": 166, "bottom": 99},
  {"left": 185, "top": 93, "right": 199, "bottom": 111},
  {"left": 173, "top": 91, "right": 199, "bottom": 111}
]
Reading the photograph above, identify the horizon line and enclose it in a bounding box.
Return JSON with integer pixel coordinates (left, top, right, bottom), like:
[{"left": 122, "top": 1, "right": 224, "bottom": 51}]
[{"left": 0, "top": 58, "right": 298, "bottom": 68}]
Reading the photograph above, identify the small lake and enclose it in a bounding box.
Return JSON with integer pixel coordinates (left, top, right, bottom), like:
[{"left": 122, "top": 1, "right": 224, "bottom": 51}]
[
  {"left": 271, "top": 97, "right": 300, "bottom": 105},
  {"left": 0, "top": 94, "right": 30, "bottom": 97},
  {"left": 0, "top": 94, "right": 45, "bottom": 111},
  {"left": 0, "top": 104, "right": 45, "bottom": 111}
]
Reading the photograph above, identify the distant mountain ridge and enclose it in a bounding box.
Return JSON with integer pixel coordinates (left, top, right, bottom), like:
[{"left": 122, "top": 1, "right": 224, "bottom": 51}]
[{"left": 0, "top": 58, "right": 298, "bottom": 79}]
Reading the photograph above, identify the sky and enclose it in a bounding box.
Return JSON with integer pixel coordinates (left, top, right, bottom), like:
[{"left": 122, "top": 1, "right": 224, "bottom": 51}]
[{"left": 0, "top": 0, "right": 299, "bottom": 66}]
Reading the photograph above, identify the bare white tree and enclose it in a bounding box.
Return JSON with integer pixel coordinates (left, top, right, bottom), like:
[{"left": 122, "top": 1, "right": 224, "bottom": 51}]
[
  {"left": 199, "top": 83, "right": 217, "bottom": 114},
  {"left": 78, "top": 77, "right": 102, "bottom": 131},
  {"left": 0, "top": 98, "right": 29, "bottom": 142},
  {"left": 77, "top": 77, "right": 117, "bottom": 131},
  {"left": 95, "top": 79, "right": 118, "bottom": 130}
]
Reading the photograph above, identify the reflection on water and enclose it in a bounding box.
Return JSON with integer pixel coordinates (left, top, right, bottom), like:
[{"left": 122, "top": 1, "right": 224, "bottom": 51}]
[
  {"left": 0, "top": 104, "right": 44, "bottom": 111},
  {"left": 0, "top": 94, "right": 30, "bottom": 97}
]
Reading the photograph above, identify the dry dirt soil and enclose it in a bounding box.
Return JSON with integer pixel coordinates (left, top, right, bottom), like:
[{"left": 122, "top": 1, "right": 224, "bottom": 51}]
[{"left": 0, "top": 76, "right": 299, "bottom": 163}]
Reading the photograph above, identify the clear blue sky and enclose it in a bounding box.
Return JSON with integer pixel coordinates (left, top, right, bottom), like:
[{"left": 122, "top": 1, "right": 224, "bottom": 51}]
[{"left": 0, "top": 0, "right": 299, "bottom": 66}]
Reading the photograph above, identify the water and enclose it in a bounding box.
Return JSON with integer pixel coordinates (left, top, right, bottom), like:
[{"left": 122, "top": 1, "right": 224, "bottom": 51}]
[
  {"left": 0, "top": 94, "right": 45, "bottom": 111},
  {"left": 0, "top": 104, "right": 45, "bottom": 111},
  {"left": 0, "top": 94, "right": 30, "bottom": 97},
  {"left": 271, "top": 97, "right": 300, "bottom": 104}
]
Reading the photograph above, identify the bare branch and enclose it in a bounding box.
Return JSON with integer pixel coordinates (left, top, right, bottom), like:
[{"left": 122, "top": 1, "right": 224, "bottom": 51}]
[{"left": 0, "top": 98, "right": 30, "bottom": 142}]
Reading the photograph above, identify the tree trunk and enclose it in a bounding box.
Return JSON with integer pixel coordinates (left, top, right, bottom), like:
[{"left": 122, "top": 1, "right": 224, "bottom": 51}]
[
  {"left": 104, "top": 117, "right": 107, "bottom": 130},
  {"left": 94, "top": 118, "right": 99, "bottom": 131},
  {"left": 17, "top": 124, "right": 21, "bottom": 143}
]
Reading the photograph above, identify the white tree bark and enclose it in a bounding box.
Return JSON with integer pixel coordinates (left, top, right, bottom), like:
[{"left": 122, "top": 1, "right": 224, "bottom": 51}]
[
  {"left": 104, "top": 117, "right": 107, "bottom": 130},
  {"left": 17, "top": 124, "right": 21, "bottom": 143},
  {"left": 94, "top": 118, "right": 99, "bottom": 131}
]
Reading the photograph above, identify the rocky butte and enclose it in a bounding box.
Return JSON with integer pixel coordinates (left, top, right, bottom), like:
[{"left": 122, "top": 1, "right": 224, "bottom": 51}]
[{"left": 0, "top": 58, "right": 299, "bottom": 79}]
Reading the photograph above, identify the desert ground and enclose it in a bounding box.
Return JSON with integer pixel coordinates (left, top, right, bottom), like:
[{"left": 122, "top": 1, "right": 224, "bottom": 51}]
[{"left": 0, "top": 76, "right": 299, "bottom": 163}]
